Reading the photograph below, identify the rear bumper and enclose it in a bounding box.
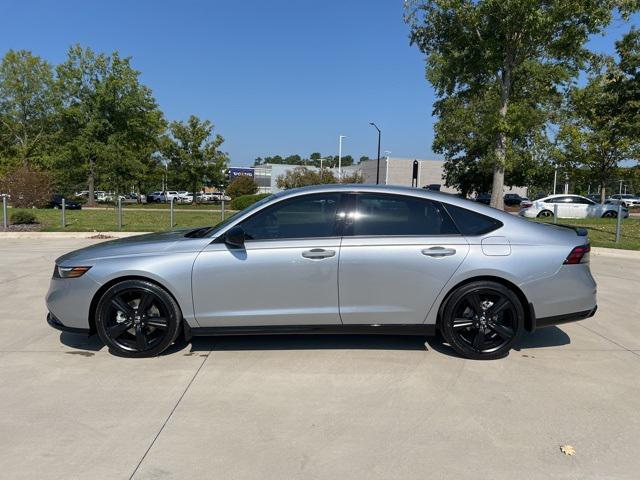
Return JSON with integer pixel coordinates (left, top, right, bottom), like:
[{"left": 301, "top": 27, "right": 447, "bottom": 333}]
[
  {"left": 47, "top": 312, "right": 91, "bottom": 335},
  {"left": 534, "top": 305, "right": 597, "bottom": 330}
]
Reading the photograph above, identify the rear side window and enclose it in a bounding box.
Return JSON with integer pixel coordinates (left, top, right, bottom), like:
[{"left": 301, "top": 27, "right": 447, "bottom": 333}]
[
  {"left": 352, "top": 194, "right": 459, "bottom": 236},
  {"left": 443, "top": 204, "right": 502, "bottom": 236}
]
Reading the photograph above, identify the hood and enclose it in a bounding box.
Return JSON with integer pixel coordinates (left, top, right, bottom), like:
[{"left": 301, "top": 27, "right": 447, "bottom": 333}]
[{"left": 56, "top": 228, "right": 210, "bottom": 265}]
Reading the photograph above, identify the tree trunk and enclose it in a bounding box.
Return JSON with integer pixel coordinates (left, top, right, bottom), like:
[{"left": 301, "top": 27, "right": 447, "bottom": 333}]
[
  {"left": 600, "top": 185, "right": 606, "bottom": 204},
  {"left": 87, "top": 157, "right": 96, "bottom": 206},
  {"left": 490, "top": 66, "right": 511, "bottom": 211}
]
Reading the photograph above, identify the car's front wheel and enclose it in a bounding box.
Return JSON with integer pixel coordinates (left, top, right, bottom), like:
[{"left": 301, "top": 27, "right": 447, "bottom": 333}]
[
  {"left": 95, "top": 279, "right": 182, "bottom": 358},
  {"left": 440, "top": 281, "right": 524, "bottom": 360},
  {"left": 602, "top": 210, "right": 617, "bottom": 218}
]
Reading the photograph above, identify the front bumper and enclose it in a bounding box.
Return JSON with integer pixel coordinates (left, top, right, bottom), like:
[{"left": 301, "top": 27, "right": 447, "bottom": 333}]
[{"left": 47, "top": 312, "right": 91, "bottom": 335}]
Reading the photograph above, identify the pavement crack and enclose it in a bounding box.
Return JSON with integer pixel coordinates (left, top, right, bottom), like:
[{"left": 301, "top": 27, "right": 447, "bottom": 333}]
[
  {"left": 128, "top": 350, "right": 211, "bottom": 479},
  {"left": 577, "top": 323, "right": 640, "bottom": 358}
]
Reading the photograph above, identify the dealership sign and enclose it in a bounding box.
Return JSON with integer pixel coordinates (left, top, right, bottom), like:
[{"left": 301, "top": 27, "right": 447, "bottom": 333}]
[{"left": 228, "top": 167, "right": 255, "bottom": 182}]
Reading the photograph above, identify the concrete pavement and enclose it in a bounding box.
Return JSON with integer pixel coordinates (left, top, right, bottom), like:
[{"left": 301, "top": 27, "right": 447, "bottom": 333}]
[{"left": 0, "top": 238, "right": 639, "bottom": 480}]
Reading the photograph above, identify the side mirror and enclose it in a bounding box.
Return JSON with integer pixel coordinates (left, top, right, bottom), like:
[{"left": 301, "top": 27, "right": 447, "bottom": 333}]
[{"left": 224, "top": 226, "right": 246, "bottom": 248}]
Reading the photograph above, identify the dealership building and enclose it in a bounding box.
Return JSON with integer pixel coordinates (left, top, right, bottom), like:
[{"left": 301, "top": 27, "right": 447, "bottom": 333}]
[{"left": 231, "top": 156, "right": 527, "bottom": 197}]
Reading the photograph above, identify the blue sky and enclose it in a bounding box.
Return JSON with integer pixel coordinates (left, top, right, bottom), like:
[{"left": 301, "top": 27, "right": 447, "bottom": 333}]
[{"left": 1, "top": 1, "right": 638, "bottom": 166}]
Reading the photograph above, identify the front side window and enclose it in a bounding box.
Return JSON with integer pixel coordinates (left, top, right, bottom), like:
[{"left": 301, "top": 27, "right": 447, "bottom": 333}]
[
  {"left": 350, "top": 194, "right": 459, "bottom": 236},
  {"left": 240, "top": 193, "right": 341, "bottom": 240}
]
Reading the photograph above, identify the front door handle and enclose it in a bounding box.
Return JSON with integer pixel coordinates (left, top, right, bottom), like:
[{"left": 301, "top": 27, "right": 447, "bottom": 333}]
[
  {"left": 302, "top": 248, "right": 336, "bottom": 259},
  {"left": 422, "top": 247, "right": 456, "bottom": 257}
]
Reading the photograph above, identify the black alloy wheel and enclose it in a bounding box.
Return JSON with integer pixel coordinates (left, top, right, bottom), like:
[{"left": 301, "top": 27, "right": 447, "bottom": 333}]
[
  {"left": 602, "top": 211, "right": 617, "bottom": 218},
  {"left": 441, "top": 281, "right": 524, "bottom": 360},
  {"left": 537, "top": 210, "right": 553, "bottom": 218},
  {"left": 95, "top": 280, "right": 181, "bottom": 357}
]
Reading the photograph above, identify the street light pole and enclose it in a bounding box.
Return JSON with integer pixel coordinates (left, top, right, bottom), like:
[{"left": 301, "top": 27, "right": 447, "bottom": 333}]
[
  {"left": 369, "top": 123, "right": 381, "bottom": 184},
  {"left": 338, "top": 135, "right": 346, "bottom": 180},
  {"left": 553, "top": 164, "right": 558, "bottom": 195}
]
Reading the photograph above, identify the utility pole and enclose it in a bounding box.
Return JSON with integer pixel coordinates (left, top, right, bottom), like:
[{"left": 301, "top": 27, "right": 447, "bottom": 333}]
[
  {"left": 369, "top": 123, "right": 381, "bottom": 184},
  {"left": 338, "top": 135, "right": 346, "bottom": 180}
]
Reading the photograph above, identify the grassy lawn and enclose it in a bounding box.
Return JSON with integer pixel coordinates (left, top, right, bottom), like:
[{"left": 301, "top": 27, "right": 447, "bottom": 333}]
[
  {"left": 10, "top": 208, "right": 230, "bottom": 232},
  {"left": 5, "top": 208, "right": 640, "bottom": 250},
  {"left": 534, "top": 217, "right": 640, "bottom": 250}
]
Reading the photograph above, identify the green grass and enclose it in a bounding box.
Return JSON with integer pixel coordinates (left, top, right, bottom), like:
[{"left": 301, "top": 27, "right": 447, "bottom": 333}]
[
  {"left": 6, "top": 208, "right": 640, "bottom": 251},
  {"left": 11, "top": 208, "right": 230, "bottom": 232},
  {"left": 533, "top": 217, "right": 640, "bottom": 250}
]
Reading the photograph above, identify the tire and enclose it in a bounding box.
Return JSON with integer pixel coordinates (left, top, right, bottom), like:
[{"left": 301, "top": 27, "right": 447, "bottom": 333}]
[
  {"left": 95, "top": 279, "right": 182, "bottom": 358},
  {"left": 602, "top": 211, "right": 617, "bottom": 218},
  {"left": 537, "top": 210, "right": 553, "bottom": 218},
  {"left": 440, "top": 281, "right": 524, "bottom": 360}
]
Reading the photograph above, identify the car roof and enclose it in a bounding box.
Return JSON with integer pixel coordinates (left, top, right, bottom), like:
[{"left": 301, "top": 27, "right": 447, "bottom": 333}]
[{"left": 273, "top": 184, "right": 518, "bottom": 223}]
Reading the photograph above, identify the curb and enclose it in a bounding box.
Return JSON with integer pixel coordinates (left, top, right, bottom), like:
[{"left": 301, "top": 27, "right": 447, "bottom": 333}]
[
  {"left": 591, "top": 246, "right": 640, "bottom": 260},
  {"left": 0, "top": 231, "right": 151, "bottom": 239}
]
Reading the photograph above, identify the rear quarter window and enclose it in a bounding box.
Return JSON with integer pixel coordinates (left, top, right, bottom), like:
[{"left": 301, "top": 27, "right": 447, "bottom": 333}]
[{"left": 443, "top": 204, "right": 503, "bottom": 236}]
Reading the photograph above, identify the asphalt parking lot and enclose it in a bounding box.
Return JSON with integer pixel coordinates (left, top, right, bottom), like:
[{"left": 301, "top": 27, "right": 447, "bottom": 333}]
[{"left": 1, "top": 238, "right": 639, "bottom": 480}]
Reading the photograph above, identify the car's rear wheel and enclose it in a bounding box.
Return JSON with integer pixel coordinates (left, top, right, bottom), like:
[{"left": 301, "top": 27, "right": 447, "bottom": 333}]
[
  {"left": 440, "top": 281, "right": 524, "bottom": 360},
  {"left": 537, "top": 210, "right": 553, "bottom": 218},
  {"left": 95, "top": 280, "right": 181, "bottom": 358}
]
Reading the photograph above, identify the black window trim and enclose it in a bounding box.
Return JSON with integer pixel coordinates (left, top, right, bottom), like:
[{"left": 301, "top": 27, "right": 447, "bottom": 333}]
[{"left": 341, "top": 192, "right": 463, "bottom": 238}]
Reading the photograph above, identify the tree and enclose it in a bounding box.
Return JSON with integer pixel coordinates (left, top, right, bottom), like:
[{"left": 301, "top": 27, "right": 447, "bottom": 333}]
[
  {"left": 406, "top": 0, "right": 635, "bottom": 208},
  {"left": 609, "top": 29, "right": 640, "bottom": 140},
  {"left": 276, "top": 167, "right": 337, "bottom": 189},
  {"left": 161, "top": 115, "right": 228, "bottom": 202},
  {"left": 556, "top": 36, "right": 640, "bottom": 202},
  {"left": 56, "top": 45, "right": 165, "bottom": 204},
  {"left": 226, "top": 175, "right": 258, "bottom": 198},
  {"left": 359, "top": 156, "right": 371, "bottom": 163},
  {"left": 0, "top": 50, "right": 56, "bottom": 171}
]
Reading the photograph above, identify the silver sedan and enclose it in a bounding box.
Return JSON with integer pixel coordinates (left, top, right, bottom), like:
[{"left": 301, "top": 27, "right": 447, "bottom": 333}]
[{"left": 46, "top": 185, "right": 597, "bottom": 360}]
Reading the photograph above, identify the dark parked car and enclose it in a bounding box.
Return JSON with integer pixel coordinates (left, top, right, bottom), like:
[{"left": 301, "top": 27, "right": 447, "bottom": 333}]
[
  {"left": 48, "top": 195, "right": 82, "bottom": 210},
  {"left": 475, "top": 193, "right": 491, "bottom": 205},
  {"left": 504, "top": 193, "right": 525, "bottom": 206}
]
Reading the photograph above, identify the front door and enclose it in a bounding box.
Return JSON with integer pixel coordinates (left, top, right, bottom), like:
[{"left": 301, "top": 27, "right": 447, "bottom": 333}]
[
  {"left": 338, "top": 193, "right": 469, "bottom": 325},
  {"left": 192, "top": 192, "right": 344, "bottom": 327}
]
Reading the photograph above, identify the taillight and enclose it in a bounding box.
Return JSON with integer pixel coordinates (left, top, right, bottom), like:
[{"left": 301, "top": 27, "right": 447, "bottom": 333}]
[{"left": 564, "top": 244, "right": 590, "bottom": 265}]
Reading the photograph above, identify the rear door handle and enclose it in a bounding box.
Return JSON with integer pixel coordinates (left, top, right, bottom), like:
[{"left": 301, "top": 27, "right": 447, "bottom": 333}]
[
  {"left": 302, "top": 248, "right": 336, "bottom": 259},
  {"left": 422, "top": 247, "right": 456, "bottom": 257}
]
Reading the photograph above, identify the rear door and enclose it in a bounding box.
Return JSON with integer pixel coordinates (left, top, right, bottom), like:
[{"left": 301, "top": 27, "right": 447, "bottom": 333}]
[{"left": 338, "top": 193, "right": 469, "bottom": 325}]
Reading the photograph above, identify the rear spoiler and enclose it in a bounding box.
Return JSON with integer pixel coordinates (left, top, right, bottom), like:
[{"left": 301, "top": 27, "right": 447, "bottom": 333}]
[{"left": 555, "top": 224, "right": 588, "bottom": 237}]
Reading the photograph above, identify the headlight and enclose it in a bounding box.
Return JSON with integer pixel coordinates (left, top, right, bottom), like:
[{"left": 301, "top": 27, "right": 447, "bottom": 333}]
[{"left": 54, "top": 265, "right": 92, "bottom": 278}]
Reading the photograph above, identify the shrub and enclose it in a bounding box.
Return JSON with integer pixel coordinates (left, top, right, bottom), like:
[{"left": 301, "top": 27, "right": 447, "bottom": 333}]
[
  {"left": 10, "top": 210, "right": 38, "bottom": 225},
  {"left": 226, "top": 176, "right": 258, "bottom": 198},
  {"left": 230, "top": 193, "right": 270, "bottom": 210},
  {"left": 0, "top": 166, "right": 53, "bottom": 208}
]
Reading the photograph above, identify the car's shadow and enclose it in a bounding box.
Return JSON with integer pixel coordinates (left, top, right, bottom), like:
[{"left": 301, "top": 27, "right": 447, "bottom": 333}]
[{"left": 59, "top": 326, "right": 571, "bottom": 358}]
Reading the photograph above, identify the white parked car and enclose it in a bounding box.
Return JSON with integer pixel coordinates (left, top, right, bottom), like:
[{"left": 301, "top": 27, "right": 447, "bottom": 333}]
[
  {"left": 164, "top": 191, "right": 180, "bottom": 203},
  {"left": 178, "top": 192, "right": 194, "bottom": 203},
  {"left": 519, "top": 194, "right": 629, "bottom": 219},
  {"left": 607, "top": 194, "right": 640, "bottom": 208}
]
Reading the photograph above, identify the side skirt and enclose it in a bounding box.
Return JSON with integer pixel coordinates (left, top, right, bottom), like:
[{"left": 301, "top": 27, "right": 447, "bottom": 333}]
[{"left": 188, "top": 324, "right": 437, "bottom": 338}]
